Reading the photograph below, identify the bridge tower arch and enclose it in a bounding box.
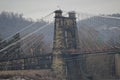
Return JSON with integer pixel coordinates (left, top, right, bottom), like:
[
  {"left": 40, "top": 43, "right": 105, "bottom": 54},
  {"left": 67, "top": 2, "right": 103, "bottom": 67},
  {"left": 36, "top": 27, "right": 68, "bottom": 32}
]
[{"left": 52, "top": 10, "right": 80, "bottom": 80}]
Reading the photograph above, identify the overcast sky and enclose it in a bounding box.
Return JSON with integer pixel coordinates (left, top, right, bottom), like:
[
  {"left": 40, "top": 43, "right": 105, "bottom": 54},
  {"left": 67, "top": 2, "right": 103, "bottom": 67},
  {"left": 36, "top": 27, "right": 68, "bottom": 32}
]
[{"left": 0, "top": 0, "right": 120, "bottom": 20}]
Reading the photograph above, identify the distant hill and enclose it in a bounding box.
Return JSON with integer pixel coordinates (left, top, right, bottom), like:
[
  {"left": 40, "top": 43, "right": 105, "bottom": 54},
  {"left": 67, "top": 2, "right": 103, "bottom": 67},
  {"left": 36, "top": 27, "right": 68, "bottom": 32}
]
[
  {"left": 0, "top": 11, "right": 47, "bottom": 39},
  {"left": 108, "top": 13, "right": 120, "bottom": 17},
  {"left": 0, "top": 12, "right": 53, "bottom": 54},
  {"left": 78, "top": 14, "right": 120, "bottom": 29},
  {"left": 78, "top": 13, "right": 120, "bottom": 42},
  {"left": 0, "top": 12, "right": 120, "bottom": 44}
]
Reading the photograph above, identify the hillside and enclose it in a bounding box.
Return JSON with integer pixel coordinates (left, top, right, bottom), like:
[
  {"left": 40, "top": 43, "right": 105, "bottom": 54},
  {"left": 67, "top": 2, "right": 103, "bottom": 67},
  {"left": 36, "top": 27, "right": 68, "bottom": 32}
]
[
  {"left": 0, "top": 12, "right": 47, "bottom": 39},
  {"left": 0, "top": 12, "right": 120, "bottom": 46},
  {"left": 78, "top": 14, "right": 120, "bottom": 42}
]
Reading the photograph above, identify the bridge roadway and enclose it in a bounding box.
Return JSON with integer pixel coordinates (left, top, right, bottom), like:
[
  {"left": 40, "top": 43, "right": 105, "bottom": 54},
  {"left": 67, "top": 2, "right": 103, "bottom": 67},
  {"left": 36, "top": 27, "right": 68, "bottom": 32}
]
[
  {"left": 0, "top": 53, "right": 52, "bottom": 62},
  {"left": 0, "top": 48, "right": 119, "bottom": 62}
]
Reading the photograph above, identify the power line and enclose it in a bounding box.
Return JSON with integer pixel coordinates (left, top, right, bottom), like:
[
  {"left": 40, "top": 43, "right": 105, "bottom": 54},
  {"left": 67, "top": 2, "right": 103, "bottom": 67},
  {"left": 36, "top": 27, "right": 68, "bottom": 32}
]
[
  {"left": 0, "top": 23, "right": 52, "bottom": 58},
  {"left": 0, "top": 12, "right": 54, "bottom": 43}
]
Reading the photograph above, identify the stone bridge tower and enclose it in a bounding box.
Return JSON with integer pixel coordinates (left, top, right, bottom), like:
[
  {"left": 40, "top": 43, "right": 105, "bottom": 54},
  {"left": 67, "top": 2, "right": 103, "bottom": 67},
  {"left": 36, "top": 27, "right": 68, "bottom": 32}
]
[{"left": 52, "top": 10, "right": 79, "bottom": 80}]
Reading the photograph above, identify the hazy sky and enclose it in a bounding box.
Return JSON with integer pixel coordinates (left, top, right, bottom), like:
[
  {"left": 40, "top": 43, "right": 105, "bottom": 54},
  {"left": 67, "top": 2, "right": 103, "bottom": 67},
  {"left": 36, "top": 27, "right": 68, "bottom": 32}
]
[{"left": 0, "top": 0, "right": 120, "bottom": 20}]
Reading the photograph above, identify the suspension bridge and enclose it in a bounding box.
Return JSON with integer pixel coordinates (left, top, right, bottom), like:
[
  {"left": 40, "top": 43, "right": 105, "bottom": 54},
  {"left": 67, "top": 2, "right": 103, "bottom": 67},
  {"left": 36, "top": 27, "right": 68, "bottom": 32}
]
[{"left": 0, "top": 10, "right": 120, "bottom": 80}]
